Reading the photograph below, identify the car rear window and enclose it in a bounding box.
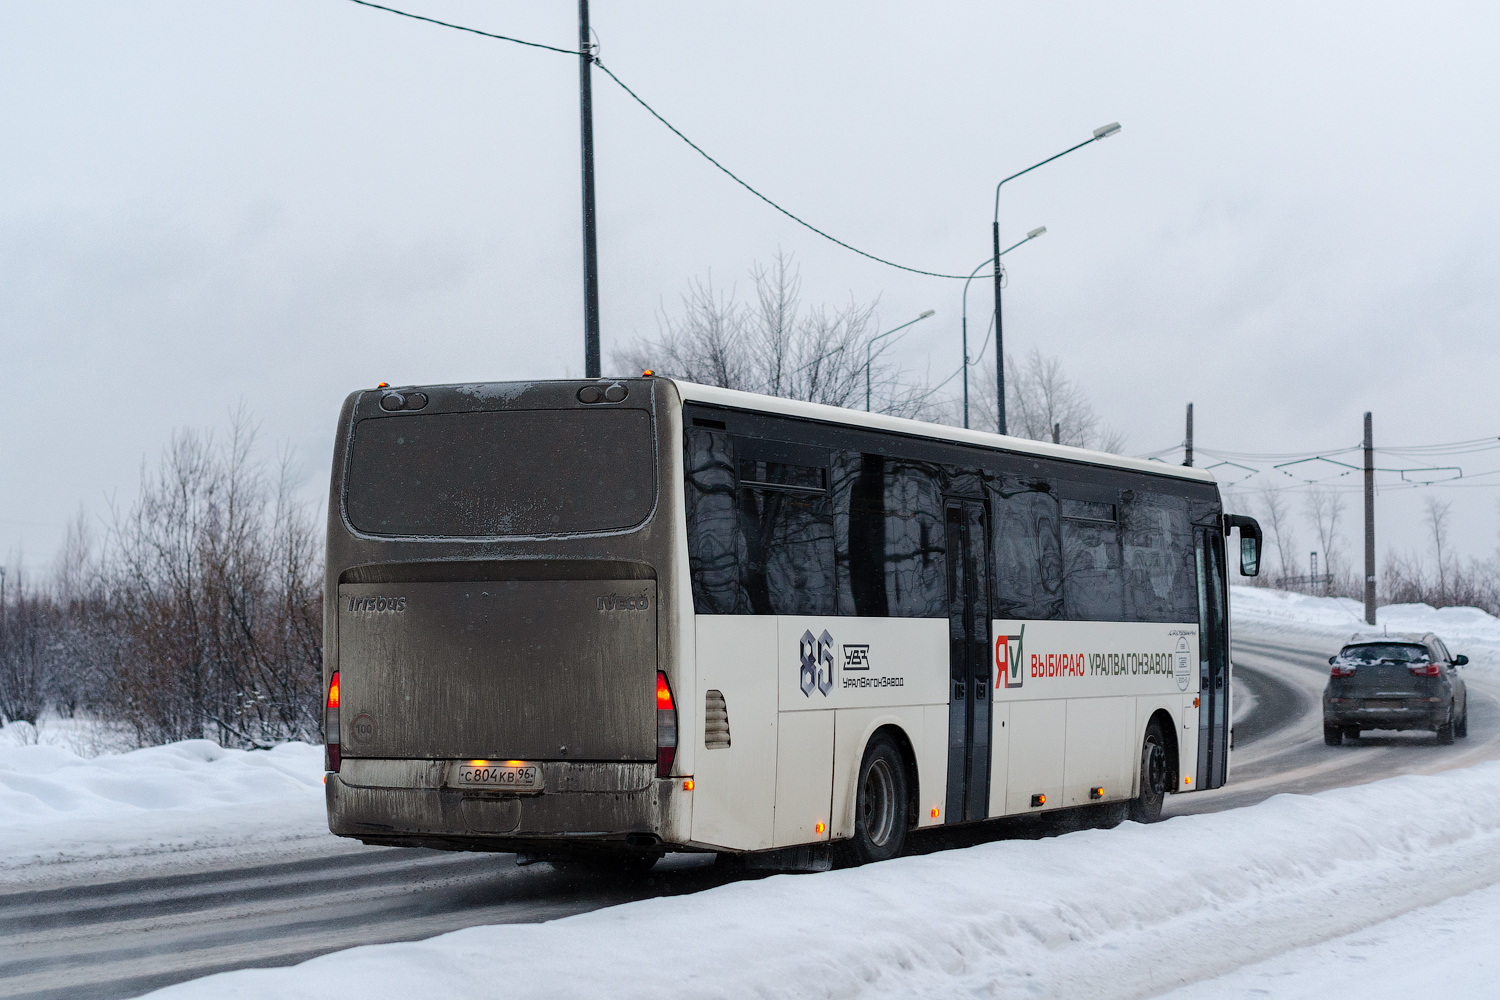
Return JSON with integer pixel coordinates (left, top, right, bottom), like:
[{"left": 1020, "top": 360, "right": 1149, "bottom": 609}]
[
  {"left": 345, "top": 408, "right": 655, "bottom": 537},
  {"left": 1338, "top": 643, "right": 1429, "bottom": 664}
]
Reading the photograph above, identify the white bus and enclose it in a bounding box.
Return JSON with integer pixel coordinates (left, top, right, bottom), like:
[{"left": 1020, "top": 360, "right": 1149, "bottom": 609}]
[{"left": 323, "top": 377, "right": 1260, "bottom": 868}]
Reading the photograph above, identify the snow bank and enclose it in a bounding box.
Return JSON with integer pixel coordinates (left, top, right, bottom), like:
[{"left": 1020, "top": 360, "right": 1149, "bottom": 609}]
[
  {"left": 1164, "top": 877, "right": 1500, "bottom": 999},
  {"left": 141, "top": 760, "right": 1500, "bottom": 1000},
  {"left": 0, "top": 739, "right": 326, "bottom": 872},
  {"left": 1233, "top": 585, "right": 1500, "bottom": 674}
]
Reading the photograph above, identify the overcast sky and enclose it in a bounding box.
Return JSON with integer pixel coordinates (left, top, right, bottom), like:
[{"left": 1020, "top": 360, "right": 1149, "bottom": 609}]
[{"left": 4, "top": 1, "right": 1499, "bottom": 581}]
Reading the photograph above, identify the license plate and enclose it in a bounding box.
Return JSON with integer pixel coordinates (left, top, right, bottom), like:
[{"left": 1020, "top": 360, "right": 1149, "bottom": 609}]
[
  {"left": 454, "top": 762, "right": 543, "bottom": 791},
  {"left": 1364, "top": 699, "right": 1403, "bottom": 709}
]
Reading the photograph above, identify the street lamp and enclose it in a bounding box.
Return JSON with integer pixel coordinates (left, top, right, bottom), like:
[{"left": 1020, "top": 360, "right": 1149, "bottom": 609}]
[
  {"left": 866, "top": 310, "right": 936, "bottom": 411},
  {"left": 992, "top": 122, "right": 1120, "bottom": 435},
  {"left": 961, "top": 226, "right": 1044, "bottom": 429}
]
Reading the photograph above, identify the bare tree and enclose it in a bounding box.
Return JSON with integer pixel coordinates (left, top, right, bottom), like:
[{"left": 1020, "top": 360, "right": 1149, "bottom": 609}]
[
  {"left": 102, "top": 410, "right": 323, "bottom": 748},
  {"left": 1256, "top": 486, "right": 1299, "bottom": 582},
  {"left": 969, "top": 349, "right": 1126, "bottom": 452},
  {"left": 1303, "top": 486, "right": 1347, "bottom": 589},
  {"left": 1425, "top": 496, "right": 1453, "bottom": 604},
  {"left": 0, "top": 564, "right": 51, "bottom": 732},
  {"left": 614, "top": 252, "right": 940, "bottom": 418}
]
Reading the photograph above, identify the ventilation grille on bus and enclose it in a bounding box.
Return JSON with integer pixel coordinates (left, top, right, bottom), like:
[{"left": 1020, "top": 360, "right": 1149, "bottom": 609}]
[{"left": 705, "top": 690, "right": 731, "bottom": 749}]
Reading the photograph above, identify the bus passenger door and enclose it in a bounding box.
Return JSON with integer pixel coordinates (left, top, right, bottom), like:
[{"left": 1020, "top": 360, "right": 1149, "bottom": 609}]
[
  {"left": 945, "top": 499, "right": 992, "bottom": 822},
  {"left": 1195, "top": 528, "right": 1230, "bottom": 789}
]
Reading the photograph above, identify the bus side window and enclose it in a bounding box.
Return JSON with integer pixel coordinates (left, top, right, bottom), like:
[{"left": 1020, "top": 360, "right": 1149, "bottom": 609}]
[
  {"left": 684, "top": 427, "right": 747, "bottom": 614},
  {"left": 734, "top": 441, "right": 835, "bottom": 617},
  {"left": 836, "top": 452, "right": 945, "bottom": 618},
  {"left": 1120, "top": 494, "right": 1197, "bottom": 623},
  {"left": 1061, "top": 500, "right": 1124, "bottom": 621},
  {"left": 991, "top": 476, "right": 1062, "bottom": 620}
]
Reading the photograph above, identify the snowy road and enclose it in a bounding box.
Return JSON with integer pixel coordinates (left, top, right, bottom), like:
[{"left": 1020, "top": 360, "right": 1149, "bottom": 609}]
[
  {"left": 5, "top": 622, "right": 1498, "bottom": 1000},
  {"left": 1166, "top": 629, "right": 1500, "bottom": 816}
]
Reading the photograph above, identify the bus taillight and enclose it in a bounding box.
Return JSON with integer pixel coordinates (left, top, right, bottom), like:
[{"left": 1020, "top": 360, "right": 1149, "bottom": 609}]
[
  {"left": 656, "top": 671, "right": 677, "bottom": 778},
  {"left": 325, "top": 671, "right": 341, "bottom": 772}
]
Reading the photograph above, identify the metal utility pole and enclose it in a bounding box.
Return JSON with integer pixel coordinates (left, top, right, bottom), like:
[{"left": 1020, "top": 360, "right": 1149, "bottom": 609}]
[
  {"left": 1052, "top": 422, "right": 1060, "bottom": 444},
  {"left": 578, "top": 0, "right": 601, "bottom": 379},
  {"left": 1364, "top": 411, "right": 1376, "bottom": 625},
  {"left": 991, "top": 123, "right": 1120, "bottom": 437},
  {"left": 1183, "top": 403, "right": 1194, "bottom": 467},
  {"left": 992, "top": 222, "right": 1006, "bottom": 435}
]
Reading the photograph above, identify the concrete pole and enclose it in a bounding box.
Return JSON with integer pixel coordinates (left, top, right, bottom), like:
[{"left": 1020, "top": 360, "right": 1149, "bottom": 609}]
[{"left": 1364, "top": 411, "right": 1376, "bottom": 625}]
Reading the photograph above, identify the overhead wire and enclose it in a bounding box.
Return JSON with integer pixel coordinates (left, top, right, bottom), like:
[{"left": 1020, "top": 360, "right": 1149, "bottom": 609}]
[{"left": 340, "top": 0, "right": 977, "bottom": 279}]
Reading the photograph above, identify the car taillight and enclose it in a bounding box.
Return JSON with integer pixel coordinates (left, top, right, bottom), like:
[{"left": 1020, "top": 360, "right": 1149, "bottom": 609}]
[
  {"left": 656, "top": 671, "right": 677, "bottom": 778},
  {"left": 1409, "top": 662, "right": 1441, "bottom": 677},
  {"left": 325, "top": 671, "right": 341, "bottom": 772},
  {"left": 1330, "top": 664, "right": 1357, "bottom": 678}
]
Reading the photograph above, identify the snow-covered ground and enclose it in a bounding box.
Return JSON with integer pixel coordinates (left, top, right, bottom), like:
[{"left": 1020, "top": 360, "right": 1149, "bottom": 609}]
[
  {"left": 0, "top": 739, "right": 328, "bottom": 880},
  {"left": 1232, "top": 585, "right": 1500, "bottom": 674},
  {"left": 135, "top": 759, "right": 1500, "bottom": 1000},
  {"left": 7, "top": 587, "right": 1500, "bottom": 997}
]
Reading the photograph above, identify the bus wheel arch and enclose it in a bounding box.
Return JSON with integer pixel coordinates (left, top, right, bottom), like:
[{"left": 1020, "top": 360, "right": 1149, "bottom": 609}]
[
  {"left": 1129, "top": 712, "right": 1176, "bottom": 824},
  {"left": 835, "top": 726, "right": 914, "bottom": 867},
  {"left": 1147, "top": 707, "right": 1180, "bottom": 792}
]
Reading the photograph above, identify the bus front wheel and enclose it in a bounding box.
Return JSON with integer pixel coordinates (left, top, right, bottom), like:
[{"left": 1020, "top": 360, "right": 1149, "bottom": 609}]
[
  {"left": 1127, "top": 719, "right": 1170, "bottom": 824},
  {"left": 836, "top": 733, "right": 910, "bottom": 867}
]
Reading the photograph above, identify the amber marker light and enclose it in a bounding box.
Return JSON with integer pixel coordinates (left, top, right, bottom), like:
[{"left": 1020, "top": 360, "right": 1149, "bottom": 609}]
[
  {"left": 815, "top": 822, "right": 826, "bottom": 834},
  {"left": 504, "top": 760, "right": 524, "bottom": 767},
  {"left": 469, "top": 760, "right": 489, "bottom": 767},
  {"left": 642, "top": 369, "right": 654, "bottom": 376},
  {"left": 1184, "top": 775, "right": 1192, "bottom": 785},
  {"left": 1194, "top": 697, "right": 1200, "bottom": 708},
  {"left": 377, "top": 382, "right": 389, "bottom": 388},
  {"left": 683, "top": 779, "right": 694, "bottom": 791},
  {"left": 931, "top": 807, "right": 940, "bottom": 819}
]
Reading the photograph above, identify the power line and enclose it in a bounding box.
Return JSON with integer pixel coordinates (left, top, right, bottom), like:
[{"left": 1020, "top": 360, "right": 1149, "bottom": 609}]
[
  {"left": 342, "top": 0, "right": 582, "bottom": 55},
  {"left": 341, "top": 0, "right": 976, "bottom": 280}
]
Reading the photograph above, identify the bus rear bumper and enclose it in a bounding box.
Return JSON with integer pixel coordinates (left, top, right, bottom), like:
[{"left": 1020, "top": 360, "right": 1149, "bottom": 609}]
[{"left": 326, "top": 760, "right": 686, "bottom": 853}]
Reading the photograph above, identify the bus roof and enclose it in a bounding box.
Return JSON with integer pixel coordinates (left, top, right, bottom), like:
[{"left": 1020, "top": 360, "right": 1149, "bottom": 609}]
[{"left": 671, "top": 379, "right": 1218, "bottom": 486}]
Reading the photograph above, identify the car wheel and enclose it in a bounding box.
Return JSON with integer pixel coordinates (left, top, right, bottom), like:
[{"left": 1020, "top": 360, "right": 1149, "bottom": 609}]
[
  {"left": 1127, "top": 719, "right": 1170, "bottom": 823},
  {"left": 835, "top": 733, "right": 909, "bottom": 867},
  {"left": 1323, "top": 724, "right": 1343, "bottom": 746},
  {"left": 1456, "top": 709, "right": 1469, "bottom": 739},
  {"left": 1343, "top": 727, "right": 1360, "bottom": 741},
  {"left": 1436, "top": 715, "right": 1456, "bottom": 745}
]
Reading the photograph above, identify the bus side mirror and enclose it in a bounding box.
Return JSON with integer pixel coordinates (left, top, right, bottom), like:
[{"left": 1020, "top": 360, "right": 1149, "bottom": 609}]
[{"left": 1222, "top": 514, "right": 1262, "bottom": 577}]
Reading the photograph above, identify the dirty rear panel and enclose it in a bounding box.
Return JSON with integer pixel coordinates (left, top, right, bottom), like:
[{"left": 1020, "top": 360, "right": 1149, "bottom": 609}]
[
  {"left": 337, "top": 579, "right": 657, "bottom": 760},
  {"left": 323, "top": 378, "right": 689, "bottom": 850}
]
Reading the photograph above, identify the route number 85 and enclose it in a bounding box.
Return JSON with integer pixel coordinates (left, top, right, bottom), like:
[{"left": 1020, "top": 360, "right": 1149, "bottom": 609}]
[{"left": 800, "top": 629, "right": 835, "bottom": 697}]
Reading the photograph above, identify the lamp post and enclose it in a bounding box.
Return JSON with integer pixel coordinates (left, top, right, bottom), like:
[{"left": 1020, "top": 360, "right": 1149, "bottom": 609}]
[
  {"left": 992, "top": 121, "right": 1120, "bottom": 435},
  {"left": 866, "top": 310, "right": 935, "bottom": 411},
  {"left": 961, "top": 227, "right": 1044, "bottom": 429}
]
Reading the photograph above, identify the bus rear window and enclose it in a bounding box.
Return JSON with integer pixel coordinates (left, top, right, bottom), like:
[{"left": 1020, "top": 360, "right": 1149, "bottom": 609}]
[{"left": 346, "top": 408, "right": 655, "bottom": 537}]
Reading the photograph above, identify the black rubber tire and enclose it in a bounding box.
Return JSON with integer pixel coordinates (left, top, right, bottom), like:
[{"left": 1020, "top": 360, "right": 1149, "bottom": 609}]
[
  {"left": 1343, "top": 727, "right": 1361, "bottom": 741},
  {"left": 1127, "top": 719, "right": 1170, "bottom": 823},
  {"left": 835, "top": 733, "right": 909, "bottom": 867},
  {"left": 1456, "top": 708, "right": 1469, "bottom": 738},
  {"left": 1323, "top": 724, "right": 1343, "bottom": 746},
  {"left": 1437, "top": 716, "right": 1456, "bottom": 745}
]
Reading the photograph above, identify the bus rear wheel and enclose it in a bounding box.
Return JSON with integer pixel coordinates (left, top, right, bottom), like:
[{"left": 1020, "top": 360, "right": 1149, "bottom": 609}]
[
  {"left": 836, "top": 734, "right": 909, "bottom": 867},
  {"left": 1128, "top": 719, "right": 1170, "bottom": 824}
]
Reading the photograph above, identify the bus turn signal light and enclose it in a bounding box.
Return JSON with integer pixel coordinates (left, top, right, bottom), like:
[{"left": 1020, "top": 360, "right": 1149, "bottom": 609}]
[
  {"left": 815, "top": 822, "right": 826, "bottom": 834},
  {"left": 1089, "top": 787, "right": 1105, "bottom": 801},
  {"left": 1031, "top": 794, "right": 1046, "bottom": 808},
  {"left": 683, "top": 779, "right": 694, "bottom": 791},
  {"left": 931, "top": 807, "right": 940, "bottom": 818}
]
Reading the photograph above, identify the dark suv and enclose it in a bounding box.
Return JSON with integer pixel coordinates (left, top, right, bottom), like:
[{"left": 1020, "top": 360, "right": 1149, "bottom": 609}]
[{"left": 1323, "top": 633, "right": 1468, "bottom": 745}]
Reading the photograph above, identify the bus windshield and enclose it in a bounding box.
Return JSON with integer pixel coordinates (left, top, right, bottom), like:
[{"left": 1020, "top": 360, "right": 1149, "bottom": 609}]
[{"left": 345, "top": 407, "right": 655, "bottom": 537}]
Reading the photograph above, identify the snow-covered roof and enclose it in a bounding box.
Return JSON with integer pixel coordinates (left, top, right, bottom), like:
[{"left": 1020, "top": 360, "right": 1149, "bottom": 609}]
[{"left": 669, "top": 379, "right": 1218, "bottom": 485}]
